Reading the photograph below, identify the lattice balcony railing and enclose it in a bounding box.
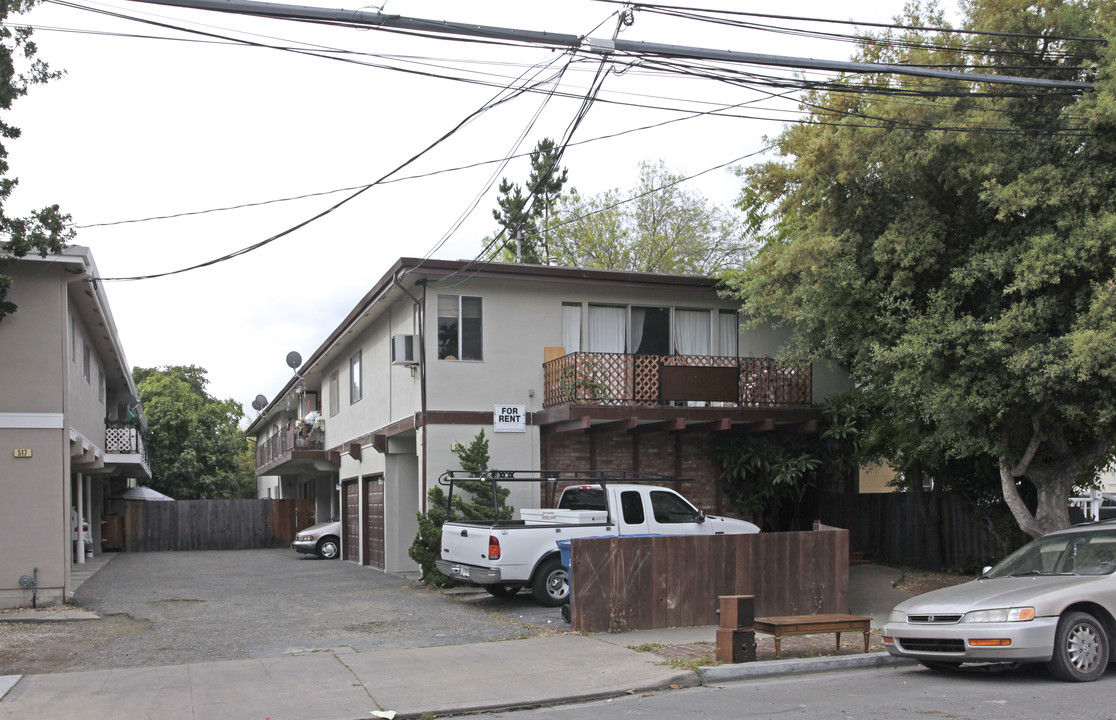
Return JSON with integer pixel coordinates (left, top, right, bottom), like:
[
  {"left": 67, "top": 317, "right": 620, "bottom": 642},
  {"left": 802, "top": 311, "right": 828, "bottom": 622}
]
[
  {"left": 105, "top": 420, "right": 150, "bottom": 466},
  {"left": 542, "top": 352, "right": 811, "bottom": 409}
]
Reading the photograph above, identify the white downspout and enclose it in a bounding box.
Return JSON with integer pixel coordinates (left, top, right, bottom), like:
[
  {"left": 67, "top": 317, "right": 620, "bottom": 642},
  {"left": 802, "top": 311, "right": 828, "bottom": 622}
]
[{"left": 74, "top": 472, "right": 85, "bottom": 565}]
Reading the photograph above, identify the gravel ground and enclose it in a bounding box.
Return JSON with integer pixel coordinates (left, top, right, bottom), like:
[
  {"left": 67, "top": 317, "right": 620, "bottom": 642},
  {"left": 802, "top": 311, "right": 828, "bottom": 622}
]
[{"left": 0, "top": 549, "right": 559, "bottom": 675}]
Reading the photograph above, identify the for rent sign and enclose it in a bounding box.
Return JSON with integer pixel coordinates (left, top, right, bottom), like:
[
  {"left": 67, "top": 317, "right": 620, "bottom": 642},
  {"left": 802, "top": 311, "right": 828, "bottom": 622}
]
[{"left": 493, "top": 404, "right": 526, "bottom": 433}]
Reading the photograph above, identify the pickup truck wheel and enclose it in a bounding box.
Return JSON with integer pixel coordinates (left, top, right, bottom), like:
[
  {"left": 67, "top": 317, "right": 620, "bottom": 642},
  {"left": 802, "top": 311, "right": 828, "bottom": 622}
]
[
  {"left": 484, "top": 584, "right": 521, "bottom": 598},
  {"left": 531, "top": 556, "right": 568, "bottom": 607},
  {"left": 317, "top": 537, "right": 340, "bottom": 560}
]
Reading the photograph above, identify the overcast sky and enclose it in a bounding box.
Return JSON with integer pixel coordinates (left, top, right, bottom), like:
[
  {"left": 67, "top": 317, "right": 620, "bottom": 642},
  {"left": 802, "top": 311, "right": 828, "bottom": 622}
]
[{"left": 5, "top": 0, "right": 916, "bottom": 421}]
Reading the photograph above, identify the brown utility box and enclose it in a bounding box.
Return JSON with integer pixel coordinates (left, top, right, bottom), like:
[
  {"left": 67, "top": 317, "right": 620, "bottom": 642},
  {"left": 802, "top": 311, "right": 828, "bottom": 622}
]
[
  {"left": 716, "top": 628, "right": 757, "bottom": 663},
  {"left": 719, "top": 595, "right": 755, "bottom": 629}
]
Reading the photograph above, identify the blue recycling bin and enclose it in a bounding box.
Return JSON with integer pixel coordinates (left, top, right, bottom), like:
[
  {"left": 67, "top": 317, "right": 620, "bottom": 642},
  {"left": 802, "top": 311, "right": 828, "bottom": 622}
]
[{"left": 557, "top": 539, "right": 573, "bottom": 623}]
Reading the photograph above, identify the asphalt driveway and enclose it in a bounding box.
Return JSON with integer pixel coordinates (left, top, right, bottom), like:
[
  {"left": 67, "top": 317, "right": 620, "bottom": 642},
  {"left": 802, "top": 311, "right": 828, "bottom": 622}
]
[{"left": 0, "top": 549, "right": 560, "bottom": 674}]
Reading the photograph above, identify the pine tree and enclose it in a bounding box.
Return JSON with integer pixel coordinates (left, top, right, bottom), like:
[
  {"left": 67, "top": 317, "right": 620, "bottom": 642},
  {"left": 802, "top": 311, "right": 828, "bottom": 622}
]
[{"left": 409, "top": 429, "right": 514, "bottom": 586}]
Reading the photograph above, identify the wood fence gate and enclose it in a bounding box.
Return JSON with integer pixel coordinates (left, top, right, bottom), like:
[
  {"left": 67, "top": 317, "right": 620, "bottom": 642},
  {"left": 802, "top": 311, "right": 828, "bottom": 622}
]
[{"left": 122, "top": 499, "right": 315, "bottom": 552}]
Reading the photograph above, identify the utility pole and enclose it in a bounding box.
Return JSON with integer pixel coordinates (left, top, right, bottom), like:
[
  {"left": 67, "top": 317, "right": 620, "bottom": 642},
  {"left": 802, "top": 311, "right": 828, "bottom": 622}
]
[{"left": 126, "top": 0, "right": 1094, "bottom": 90}]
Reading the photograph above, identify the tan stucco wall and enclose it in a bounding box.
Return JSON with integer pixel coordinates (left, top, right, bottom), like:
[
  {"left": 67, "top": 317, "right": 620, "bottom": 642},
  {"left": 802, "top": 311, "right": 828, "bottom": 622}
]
[
  {"left": 0, "top": 264, "right": 71, "bottom": 606},
  {"left": 0, "top": 427, "right": 68, "bottom": 606},
  {"left": 0, "top": 264, "right": 65, "bottom": 412},
  {"left": 859, "top": 463, "right": 898, "bottom": 493}
]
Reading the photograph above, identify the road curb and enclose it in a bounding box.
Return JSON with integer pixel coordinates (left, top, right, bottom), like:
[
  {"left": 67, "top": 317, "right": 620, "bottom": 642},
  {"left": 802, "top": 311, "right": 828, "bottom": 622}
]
[{"left": 698, "top": 652, "right": 916, "bottom": 683}]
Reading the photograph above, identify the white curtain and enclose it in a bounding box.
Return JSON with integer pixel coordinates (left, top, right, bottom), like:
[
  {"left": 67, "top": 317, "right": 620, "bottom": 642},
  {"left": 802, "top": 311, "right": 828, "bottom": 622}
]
[
  {"left": 588, "top": 305, "right": 626, "bottom": 352},
  {"left": 719, "top": 311, "right": 739, "bottom": 357},
  {"left": 630, "top": 307, "right": 646, "bottom": 355},
  {"left": 562, "top": 304, "right": 582, "bottom": 353},
  {"left": 675, "top": 310, "right": 710, "bottom": 356}
]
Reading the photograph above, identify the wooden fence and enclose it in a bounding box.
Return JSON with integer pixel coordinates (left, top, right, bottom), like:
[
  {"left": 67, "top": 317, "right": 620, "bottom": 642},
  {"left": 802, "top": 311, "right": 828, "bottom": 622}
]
[
  {"left": 122, "top": 499, "right": 316, "bottom": 552},
  {"left": 813, "top": 491, "right": 1027, "bottom": 572},
  {"left": 568, "top": 528, "right": 848, "bottom": 633}
]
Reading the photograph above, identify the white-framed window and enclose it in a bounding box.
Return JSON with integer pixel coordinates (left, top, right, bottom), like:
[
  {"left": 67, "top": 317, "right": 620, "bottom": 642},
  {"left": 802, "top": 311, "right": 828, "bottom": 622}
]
[
  {"left": 98, "top": 366, "right": 105, "bottom": 404},
  {"left": 329, "top": 370, "right": 339, "bottom": 417},
  {"left": 588, "top": 304, "right": 721, "bottom": 357},
  {"left": 349, "top": 351, "right": 362, "bottom": 404},
  {"left": 588, "top": 305, "right": 626, "bottom": 353},
  {"left": 437, "top": 294, "right": 483, "bottom": 361},
  {"left": 674, "top": 309, "right": 711, "bottom": 356}
]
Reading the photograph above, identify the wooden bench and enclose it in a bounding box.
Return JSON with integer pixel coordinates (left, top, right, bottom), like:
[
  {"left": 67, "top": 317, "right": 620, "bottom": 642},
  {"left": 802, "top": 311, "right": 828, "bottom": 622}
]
[{"left": 753, "top": 614, "right": 872, "bottom": 660}]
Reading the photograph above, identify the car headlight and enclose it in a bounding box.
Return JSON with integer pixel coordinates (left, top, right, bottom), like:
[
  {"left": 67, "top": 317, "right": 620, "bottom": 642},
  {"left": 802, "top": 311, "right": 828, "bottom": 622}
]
[
  {"left": 961, "top": 607, "right": 1035, "bottom": 623},
  {"left": 297, "top": 534, "right": 313, "bottom": 541},
  {"left": 888, "top": 610, "right": 907, "bottom": 623}
]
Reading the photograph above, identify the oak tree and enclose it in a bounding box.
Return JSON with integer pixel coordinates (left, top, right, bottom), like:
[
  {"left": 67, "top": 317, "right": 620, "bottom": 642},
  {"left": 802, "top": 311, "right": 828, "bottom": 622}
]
[{"left": 725, "top": 0, "right": 1116, "bottom": 538}]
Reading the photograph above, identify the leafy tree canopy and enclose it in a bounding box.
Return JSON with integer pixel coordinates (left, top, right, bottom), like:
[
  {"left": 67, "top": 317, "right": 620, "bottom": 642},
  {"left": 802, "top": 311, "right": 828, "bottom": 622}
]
[
  {"left": 0, "top": 0, "right": 73, "bottom": 321},
  {"left": 551, "top": 160, "right": 753, "bottom": 275},
  {"left": 133, "top": 365, "right": 253, "bottom": 500},
  {"left": 724, "top": 0, "right": 1116, "bottom": 538}
]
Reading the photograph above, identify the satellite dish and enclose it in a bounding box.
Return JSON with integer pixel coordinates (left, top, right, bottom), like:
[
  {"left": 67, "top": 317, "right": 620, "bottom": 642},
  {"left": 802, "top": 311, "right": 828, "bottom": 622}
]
[
  {"left": 286, "top": 351, "right": 302, "bottom": 369},
  {"left": 251, "top": 394, "right": 268, "bottom": 412}
]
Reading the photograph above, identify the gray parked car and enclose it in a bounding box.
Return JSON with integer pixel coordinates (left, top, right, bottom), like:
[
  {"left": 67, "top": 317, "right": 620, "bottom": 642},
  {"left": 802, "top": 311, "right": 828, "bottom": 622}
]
[
  {"left": 292, "top": 519, "right": 341, "bottom": 559},
  {"left": 883, "top": 522, "right": 1116, "bottom": 681}
]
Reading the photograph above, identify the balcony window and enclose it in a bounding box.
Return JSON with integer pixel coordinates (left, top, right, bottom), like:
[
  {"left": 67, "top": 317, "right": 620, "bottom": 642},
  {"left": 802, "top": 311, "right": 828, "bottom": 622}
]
[
  {"left": 719, "top": 311, "right": 739, "bottom": 357},
  {"left": 329, "top": 370, "right": 339, "bottom": 416},
  {"left": 674, "top": 309, "right": 711, "bottom": 355},
  {"left": 438, "top": 294, "right": 483, "bottom": 361},
  {"left": 631, "top": 306, "right": 670, "bottom": 355},
  {"left": 588, "top": 305, "right": 626, "bottom": 352},
  {"left": 562, "top": 303, "right": 582, "bottom": 354}
]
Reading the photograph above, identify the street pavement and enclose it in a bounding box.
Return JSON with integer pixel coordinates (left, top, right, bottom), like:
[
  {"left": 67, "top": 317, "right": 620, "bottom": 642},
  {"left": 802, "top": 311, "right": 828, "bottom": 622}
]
[{"left": 0, "top": 561, "right": 914, "bottom": 720}]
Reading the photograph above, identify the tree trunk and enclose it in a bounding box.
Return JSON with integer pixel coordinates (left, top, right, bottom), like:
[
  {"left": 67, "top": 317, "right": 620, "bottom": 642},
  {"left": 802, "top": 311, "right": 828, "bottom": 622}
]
[{"left": 1000, "top": 461, "right": 1042, "bottom": 538}]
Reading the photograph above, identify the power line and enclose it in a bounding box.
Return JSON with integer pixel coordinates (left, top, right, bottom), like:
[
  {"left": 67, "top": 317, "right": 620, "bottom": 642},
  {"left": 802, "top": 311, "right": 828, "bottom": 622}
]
[
  {"left": 591, "top": 1, "right": 1106, "bottom": 45},
  {"left": 96, "top": 52, "right": 566, "bottom": 281}
]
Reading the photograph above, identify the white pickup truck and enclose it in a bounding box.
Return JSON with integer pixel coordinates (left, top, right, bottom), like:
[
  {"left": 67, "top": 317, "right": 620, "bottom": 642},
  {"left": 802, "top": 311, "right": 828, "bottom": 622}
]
[{"left": 435, "top": 471, "right": 760, "bottom": 607}]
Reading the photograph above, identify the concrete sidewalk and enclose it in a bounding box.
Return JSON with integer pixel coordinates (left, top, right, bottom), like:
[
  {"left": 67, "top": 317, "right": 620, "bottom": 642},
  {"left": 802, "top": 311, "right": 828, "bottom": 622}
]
[
  {"left": 0, "top": 634, "right": 696, "bottom": 720},
  {"left": 0, "top": 564, "right": 916, "bottom": 719}
]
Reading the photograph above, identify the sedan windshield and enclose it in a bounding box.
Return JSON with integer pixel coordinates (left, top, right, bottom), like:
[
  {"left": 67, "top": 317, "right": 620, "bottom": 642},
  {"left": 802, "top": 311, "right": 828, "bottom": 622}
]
[{"left": 987, "top": 529, "right": 1116, "bottom": 578}]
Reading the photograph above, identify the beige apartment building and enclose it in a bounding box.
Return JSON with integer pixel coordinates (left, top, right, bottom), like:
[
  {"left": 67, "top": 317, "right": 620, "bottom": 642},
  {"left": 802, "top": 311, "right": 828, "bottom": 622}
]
[
  {"left": 249, "top": 258, "right": 850, "bottom": 577},
  {"left": 0, "top": 246, "right": 150, "bottom": 607}
]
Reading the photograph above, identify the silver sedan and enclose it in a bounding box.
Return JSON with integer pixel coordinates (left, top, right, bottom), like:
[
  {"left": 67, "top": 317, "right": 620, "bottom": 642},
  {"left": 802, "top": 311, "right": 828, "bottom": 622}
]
[{"left": 883, "top": 522, "right": 1116, "bottom": 682}]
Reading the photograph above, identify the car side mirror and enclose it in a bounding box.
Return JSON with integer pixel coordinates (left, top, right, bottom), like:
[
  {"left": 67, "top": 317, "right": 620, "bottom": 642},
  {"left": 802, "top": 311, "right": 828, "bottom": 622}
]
[{"left": 697, "top": 510, "right": 706, "bottom": 523}]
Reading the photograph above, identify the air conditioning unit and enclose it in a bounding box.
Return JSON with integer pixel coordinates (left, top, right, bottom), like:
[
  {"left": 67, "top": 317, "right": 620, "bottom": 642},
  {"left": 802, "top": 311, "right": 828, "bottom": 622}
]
[{"left": 391, "top": 334, "right": 419, "bottom": 366}]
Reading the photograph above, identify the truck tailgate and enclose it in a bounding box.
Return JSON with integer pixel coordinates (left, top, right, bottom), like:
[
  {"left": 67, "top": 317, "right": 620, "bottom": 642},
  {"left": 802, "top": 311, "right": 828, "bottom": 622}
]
[{"left": 440, "top": 522, "right": 495, "bottom": 566}]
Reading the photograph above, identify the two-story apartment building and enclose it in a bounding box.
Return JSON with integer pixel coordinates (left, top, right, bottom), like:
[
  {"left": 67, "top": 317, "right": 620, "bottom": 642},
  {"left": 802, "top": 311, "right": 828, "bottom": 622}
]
[
  {"left": 0, "top": 246, "right": 150, "bottom": 607},
  {"left": 249, "top": 258, "right": 848, "bottom": 577}
]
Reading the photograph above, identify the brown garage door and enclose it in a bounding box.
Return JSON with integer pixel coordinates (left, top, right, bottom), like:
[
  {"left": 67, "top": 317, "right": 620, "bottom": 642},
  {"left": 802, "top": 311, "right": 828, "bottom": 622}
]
[
  {"left": 364, "top": 475, "right": 385, "bottom": 569},
  {"left": 341, "top": 479, "right": 360, "bottom": 563}
]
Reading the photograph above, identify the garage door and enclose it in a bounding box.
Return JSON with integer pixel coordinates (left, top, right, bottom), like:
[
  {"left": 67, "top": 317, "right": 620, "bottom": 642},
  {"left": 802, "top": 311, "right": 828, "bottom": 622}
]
[
  {"left": 364, "top": 475, "right": 385, "bottom": 569},
  {"left": 341, "top": 480, "right": 360, "bottom": 563}
]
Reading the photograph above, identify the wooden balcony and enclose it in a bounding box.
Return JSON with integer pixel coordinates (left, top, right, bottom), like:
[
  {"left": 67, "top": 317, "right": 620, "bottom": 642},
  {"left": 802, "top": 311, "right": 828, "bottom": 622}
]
[
  {"left": 255, "top": 424, "right": 339, "bottom": 476},
  {"left": 542, "top": 352, "right": 811, "bottom": 409}
]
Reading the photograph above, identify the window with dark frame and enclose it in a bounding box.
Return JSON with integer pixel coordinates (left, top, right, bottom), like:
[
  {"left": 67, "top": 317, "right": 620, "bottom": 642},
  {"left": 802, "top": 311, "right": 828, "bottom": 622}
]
[
  {"left": 437, "top": 294, "right": 483, "bottom": 361},
  {"left": 349, "top": 351, "right": 362, "bottom": 404}
]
